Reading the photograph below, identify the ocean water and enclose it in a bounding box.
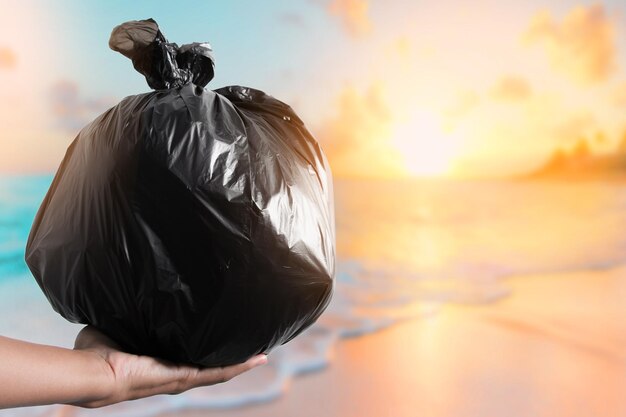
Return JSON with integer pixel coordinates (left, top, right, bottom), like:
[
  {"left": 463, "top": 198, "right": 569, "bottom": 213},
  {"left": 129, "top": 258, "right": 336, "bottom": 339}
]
[{"left": 1, "top": 175, "right": 626, "bottom": 416}]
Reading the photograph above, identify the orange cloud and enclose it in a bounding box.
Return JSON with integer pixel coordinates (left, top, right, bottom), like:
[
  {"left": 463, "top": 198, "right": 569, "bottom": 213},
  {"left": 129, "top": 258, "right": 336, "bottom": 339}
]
[
  {"left": 444, "top": 90, "right": 479, "bottom": 119},
  {"left": 612, "top": 82, "right": 626, "bottom": 107},
  {"left": 390, "top": 36, "right": 411, "bottom": 59},
  {"left": 328, "top": 0, "right": 372, "bottom": 37},
  {"left": 551, "top": 111, "right": 596, "bottom": 144},
  {"left": 383, "top": 37, "right": 415, "bottom": 72},
  {"left": 524, "top": 4, "right": 616, "bottom": 84},
  {"left": 490, "top": 76, "right": 532, "bottom": 101},
  {"left": 0, "top": 47, "right": 16, "bottom": 69},
  {"left": 318, "top": 82, "right": 406, "bottom": 178}
]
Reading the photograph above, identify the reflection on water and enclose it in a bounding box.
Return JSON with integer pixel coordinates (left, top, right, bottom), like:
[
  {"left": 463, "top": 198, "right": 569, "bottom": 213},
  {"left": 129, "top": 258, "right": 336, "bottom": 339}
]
[
  {"left": 1, "top": 176, "right": 626, "bottom": 416},
  {"left": 336, "top": 179, "right": 626, "bottom": 300}
]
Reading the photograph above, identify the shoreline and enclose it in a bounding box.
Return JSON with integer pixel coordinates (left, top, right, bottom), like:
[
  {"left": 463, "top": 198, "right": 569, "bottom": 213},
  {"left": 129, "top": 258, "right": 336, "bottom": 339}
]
[{"left": 153, "top": 265, "right": 626, "bottom": 417}]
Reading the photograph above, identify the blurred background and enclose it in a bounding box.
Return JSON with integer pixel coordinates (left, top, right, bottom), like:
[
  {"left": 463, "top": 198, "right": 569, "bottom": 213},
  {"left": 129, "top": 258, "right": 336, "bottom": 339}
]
[{"left": 1, "top": 1, "right": 625, "bottom": 416}]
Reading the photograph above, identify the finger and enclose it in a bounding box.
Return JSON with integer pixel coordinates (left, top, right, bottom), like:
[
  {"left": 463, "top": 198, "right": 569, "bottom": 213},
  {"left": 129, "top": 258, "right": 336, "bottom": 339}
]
[
  {"left": 124, "top": 355, "right": 268, "bottom": 399},
  {"left": 187, "top": 354, "right": 268, "bottom": 388}
]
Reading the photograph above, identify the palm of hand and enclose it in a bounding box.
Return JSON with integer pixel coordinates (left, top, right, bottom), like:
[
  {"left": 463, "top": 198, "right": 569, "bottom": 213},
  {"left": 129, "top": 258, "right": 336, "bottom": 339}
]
[{"left": 73, "top": 326, "right": 267, "bottom": 408}]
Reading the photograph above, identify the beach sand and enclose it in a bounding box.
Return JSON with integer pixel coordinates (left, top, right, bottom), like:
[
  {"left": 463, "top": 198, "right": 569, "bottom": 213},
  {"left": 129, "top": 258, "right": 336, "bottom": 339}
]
[{"left": 156, "top": 266, "right": 626, "bottom": 417}]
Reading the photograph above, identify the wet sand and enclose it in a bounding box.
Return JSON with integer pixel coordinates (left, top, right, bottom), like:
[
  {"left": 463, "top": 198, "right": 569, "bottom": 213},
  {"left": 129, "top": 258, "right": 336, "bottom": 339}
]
[{"left": 158, "top": 266, "right": 626, "bottom": 417}]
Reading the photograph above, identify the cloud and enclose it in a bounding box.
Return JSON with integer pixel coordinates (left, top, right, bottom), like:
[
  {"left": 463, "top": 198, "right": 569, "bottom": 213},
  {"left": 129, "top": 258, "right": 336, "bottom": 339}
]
[
  {"left": 611, "top": 82, "right": 626, "bottom": 107},
  {"left": 328, "top": 0, "right": 372, "bottom": 37},
  {"left": 0, "top": 47, "right": 16, "bottom": 69},
  {"left": 523, "top": 4, "right": 616, "bottom": 84},
  {"left": 551, "top": 111, "right": 596, "bottom": 143},
  {"left": 490, "top": 76, "right": 532, "bottom": 101},
  {"left": 277, "top": 12, "right": 306, "bottom": 28},
  {"left": 444, "top": 90, "right": 479, "bottom": 119},
  {"left": 382, "top": 36, "right": 416, "bottom": 74},
  {"left": 318, "top": 82, "right": 406, "bottom": 178},
  {"left": 389, "top": 37, "right": 411, "bottom": 60},
  {"left": 49, "top": 80, "right": 118, "bottom": 133}
]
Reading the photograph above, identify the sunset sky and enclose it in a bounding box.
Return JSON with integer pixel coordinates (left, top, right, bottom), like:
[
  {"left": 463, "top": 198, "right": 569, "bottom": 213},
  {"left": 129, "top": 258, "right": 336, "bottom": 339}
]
[{"left": 1, "top": 0, "right": 626, "bottom": 178}]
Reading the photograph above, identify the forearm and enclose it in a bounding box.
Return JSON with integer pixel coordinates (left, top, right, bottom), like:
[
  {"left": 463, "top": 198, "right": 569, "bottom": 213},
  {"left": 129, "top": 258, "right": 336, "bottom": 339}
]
[{"left": 0, "top": 336, "right": 113, "bottom": 409}]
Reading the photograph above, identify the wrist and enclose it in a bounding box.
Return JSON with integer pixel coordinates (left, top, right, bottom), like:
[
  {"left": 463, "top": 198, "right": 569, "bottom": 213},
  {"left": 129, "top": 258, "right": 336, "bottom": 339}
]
[{"left": 70, "top": 349, "right": 117, "bottom": 408}]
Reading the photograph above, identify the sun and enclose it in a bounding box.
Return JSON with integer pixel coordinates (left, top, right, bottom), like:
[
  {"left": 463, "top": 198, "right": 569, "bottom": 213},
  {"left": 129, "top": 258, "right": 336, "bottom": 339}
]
[{"left": 391, "top": 110, "right": 463, "bottom": 177}]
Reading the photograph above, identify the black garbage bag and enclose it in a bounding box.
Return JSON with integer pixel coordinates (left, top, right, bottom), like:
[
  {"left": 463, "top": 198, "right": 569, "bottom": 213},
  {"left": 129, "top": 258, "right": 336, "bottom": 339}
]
[{"left": 25, "top": 19, "right": 335, "bottom": 367}]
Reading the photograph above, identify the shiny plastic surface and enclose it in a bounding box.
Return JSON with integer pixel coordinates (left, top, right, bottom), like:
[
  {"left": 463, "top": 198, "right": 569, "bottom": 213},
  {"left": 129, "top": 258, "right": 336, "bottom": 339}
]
[{"left": 25, "top": 19, "right": 335, "bottom": 367}]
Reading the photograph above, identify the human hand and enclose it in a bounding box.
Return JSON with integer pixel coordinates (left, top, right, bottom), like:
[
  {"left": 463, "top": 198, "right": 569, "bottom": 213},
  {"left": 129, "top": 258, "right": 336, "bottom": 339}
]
[{"left": 73, "top": 326, "right": 267, "bottom": 408}]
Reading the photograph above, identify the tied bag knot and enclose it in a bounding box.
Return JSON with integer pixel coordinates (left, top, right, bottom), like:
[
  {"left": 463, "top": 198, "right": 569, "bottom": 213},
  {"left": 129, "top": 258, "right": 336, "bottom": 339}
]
[{"left": 109, "top": 18, "right": 215, "bottom": 90}]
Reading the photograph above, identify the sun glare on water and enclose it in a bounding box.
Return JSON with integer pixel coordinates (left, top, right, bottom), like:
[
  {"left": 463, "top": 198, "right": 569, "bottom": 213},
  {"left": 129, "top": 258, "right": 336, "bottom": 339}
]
[{"left": 392, "top": 110, "right": 463, "bottom": 177}]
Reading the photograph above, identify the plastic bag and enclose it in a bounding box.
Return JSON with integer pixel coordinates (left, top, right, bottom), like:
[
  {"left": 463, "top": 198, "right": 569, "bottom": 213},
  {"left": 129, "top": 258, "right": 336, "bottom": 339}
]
[{"left": 25, "top": 19, "right": 335, "bottom": 367}]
